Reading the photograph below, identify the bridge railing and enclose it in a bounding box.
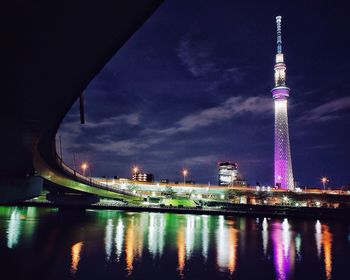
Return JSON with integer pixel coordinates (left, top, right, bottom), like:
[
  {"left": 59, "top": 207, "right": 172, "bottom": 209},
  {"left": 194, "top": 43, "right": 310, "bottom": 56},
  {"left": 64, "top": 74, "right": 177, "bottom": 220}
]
[{"left": 55, "top": 154, "right": 142, "bottom": 198}]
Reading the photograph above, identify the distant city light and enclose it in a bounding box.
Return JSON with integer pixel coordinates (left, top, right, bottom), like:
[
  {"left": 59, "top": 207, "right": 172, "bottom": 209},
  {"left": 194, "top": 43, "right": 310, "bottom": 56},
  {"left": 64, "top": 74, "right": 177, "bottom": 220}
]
[{"left": 133, "top": 166, "right": 139, "bottom": 174}]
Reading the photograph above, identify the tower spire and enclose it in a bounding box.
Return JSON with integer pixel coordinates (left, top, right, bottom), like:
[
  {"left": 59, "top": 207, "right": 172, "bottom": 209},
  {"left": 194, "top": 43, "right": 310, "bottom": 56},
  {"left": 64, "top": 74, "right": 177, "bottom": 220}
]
[
  {"left": 273, "top": 15, "right": 286, "bottom": 88},
  {"left": 276, "top": 16, "right": 282, "bottom": 54},
  {"left": 271, "top": 16, "right": 294, "bottom": 191}
]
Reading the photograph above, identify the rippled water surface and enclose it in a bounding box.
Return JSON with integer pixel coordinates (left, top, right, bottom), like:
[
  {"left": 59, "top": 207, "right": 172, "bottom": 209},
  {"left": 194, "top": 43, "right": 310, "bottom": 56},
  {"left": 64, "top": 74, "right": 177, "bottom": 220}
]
[{"left": 1, "top": 206, "right": 350, "bottom": 279}]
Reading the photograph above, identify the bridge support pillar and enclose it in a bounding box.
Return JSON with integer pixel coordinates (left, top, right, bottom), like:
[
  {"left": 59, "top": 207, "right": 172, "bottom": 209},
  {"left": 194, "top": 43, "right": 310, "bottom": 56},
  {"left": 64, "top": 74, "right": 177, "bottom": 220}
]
[
  {"left": 0, "top": 176, "right": 43, "bottom": 203},
  {"left": 46, "top": 192, "right": 100, "bottom": 207}
]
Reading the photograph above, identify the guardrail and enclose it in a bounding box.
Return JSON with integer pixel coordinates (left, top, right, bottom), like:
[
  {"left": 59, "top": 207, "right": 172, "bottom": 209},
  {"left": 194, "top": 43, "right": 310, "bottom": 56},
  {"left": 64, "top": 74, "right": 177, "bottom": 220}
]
[{"left": 55, "top": 155, "right": 142, "bottom": 198}]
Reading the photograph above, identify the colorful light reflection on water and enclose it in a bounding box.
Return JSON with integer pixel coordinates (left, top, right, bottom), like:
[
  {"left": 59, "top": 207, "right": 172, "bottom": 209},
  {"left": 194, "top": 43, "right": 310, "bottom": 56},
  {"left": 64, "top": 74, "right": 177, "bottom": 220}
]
[{"left": 0, "top": 206, "right": 349, "bottom": 279}]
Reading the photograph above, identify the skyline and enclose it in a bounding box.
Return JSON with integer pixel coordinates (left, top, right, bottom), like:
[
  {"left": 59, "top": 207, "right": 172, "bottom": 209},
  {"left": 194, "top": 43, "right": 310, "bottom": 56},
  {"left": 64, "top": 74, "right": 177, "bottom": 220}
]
[{"left": 59, "top": 0, "right": 350, "bottom": 187}]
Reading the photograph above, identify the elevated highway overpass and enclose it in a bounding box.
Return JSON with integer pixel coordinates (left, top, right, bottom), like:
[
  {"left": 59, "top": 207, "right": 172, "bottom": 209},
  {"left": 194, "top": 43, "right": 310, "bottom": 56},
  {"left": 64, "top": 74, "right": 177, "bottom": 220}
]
[{"left": 1, "top": 0, "right": 163, "bottom": 202}]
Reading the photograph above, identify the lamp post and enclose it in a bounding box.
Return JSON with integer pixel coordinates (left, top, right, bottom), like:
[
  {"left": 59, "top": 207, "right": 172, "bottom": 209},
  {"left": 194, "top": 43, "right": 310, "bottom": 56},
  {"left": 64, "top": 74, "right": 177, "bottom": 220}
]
[
  {"left": 58, "top": 135, "right": 63, "bottom": 162},
  {"left": 132, "top": 166, "right": 139, "bottom": 181},
  {"left": 321, "top": 177, "right": 329, "bottom": 191},
  {"left": 182, "top": 169, "right": 188, "bottom": 185},
  {"left": 81, "top": 162, "right": 88, "bottom": 177},
  {"left": 73, "top": 153, "right": 76, "bottom": 175}
]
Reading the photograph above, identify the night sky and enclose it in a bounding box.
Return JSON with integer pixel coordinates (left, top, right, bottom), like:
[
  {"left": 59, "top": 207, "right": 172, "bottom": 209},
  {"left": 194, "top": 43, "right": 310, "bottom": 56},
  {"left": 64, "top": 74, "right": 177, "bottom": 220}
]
[{"left": 59, "top": 0, "right": 350, "bottom": 187}]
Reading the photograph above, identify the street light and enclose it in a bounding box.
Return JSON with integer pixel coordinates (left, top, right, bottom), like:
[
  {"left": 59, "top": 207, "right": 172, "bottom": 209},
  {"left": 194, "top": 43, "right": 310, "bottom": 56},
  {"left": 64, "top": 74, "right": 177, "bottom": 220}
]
[
  {"left": 321, "top": 177, "right": 329, "bottom": 191},
  {"left": 81, "top": 162, "right": 88, "bottom": 176},
  {"left": 182, "top": 169, "right": 188, "bottom": 185},
  {"left": 132, "top": 166, "right": 139, "bottom": 181}
]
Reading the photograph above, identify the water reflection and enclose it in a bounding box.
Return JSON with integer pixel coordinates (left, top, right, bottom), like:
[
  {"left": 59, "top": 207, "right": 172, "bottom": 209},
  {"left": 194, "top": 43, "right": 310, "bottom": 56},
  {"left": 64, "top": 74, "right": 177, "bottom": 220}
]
[
  {"left": 314, "top": 220, "right": 333, "bottom": 280},
  {"left": 7, "top": 209, "right": 21, "bottom": 249},
  {"left": 202, "top": 215, "right": 209, "bottom": 262},
  {"left": 148, "top": 213, "right": 165, "bottom": 257},
  {"left": 216, "top": 216, "right": 238, "bottom": 274},
  {"left": 115, "top": 219, "right": 124, "bottom": 261},
  {"left": 99, "top": 212, "right": 336, "bottom": 279},
  {"left": 295, "top": 234, "right": 301, "bottom": 261},
  {"left": 262, "top": 217, "right": 268, "bottom": 256},
  {"left": 272, "top": 219, "right": 295, "bottom": 280},
  {"left": 124, "top": 215, "right": 145, "bottom": 275},
  {"left": 71, "top": 242, "right": 83, "bottom": 274},
  {"left": 125, "top": 217, "right": 135, "bottom": 274},
  {"left": 105, "top": 219, "right": 113, "bottom": 261},
  {"left": 185, "top": 215, "right": 195, "bottom": 259},
  {"left": 177, "top": 225, "right": 186, "bottom": 277},
  {"left": 322, "top": 224, "right": 332, "bottom": 280},
  {"left": 282, "top": 219, "right": 291, "bottom": 259},
  {"left": 0, "top": 207, "right": 347, "bottom": 280},
  {"left": 3, "top": 207, "right": 45, "bottom": 249},
  {"left": 315, "top": 220, "right": 322, "bottom": 258}
]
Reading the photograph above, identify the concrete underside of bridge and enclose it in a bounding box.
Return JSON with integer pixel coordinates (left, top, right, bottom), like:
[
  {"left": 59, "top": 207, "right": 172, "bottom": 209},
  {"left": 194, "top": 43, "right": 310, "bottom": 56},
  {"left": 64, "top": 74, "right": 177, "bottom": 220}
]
[{"left": 0, "top": 0, "right": 163, "bottom": 202}]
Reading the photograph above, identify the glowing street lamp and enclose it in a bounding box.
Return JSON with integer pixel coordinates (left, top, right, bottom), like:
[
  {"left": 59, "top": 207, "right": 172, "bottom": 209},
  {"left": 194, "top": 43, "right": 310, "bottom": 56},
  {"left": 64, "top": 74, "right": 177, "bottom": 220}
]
[
  {"left": 132, "top": 166, "right": 139, "bottom": 181},
  {"left": 182, "top": 169, "right": 188, "bottom": 185},
  {"left": 81, "top": 162, "right": 88, "bottom": 176},
  {"left": 321, "top": 177, "right": 329, "bottom": 191}
]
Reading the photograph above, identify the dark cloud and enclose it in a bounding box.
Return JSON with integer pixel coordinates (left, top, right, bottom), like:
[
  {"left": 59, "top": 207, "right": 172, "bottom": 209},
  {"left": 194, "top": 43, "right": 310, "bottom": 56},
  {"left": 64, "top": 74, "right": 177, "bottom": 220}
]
[
  {"left": 298, "top": 96, "right": 350, "bottom": 123},
  {"left": 177, "top": 36, "right": 215, "bottom": 77}
]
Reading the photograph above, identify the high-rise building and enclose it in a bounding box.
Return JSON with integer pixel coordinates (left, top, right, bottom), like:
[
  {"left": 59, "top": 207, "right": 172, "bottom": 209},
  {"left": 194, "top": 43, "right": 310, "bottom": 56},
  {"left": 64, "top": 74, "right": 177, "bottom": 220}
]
[
  {"left": 271, "top": 16, "right": 294, "bottom": 190},
  {"left": 218, "top": 162, "right": 238, "bottom": 186}
]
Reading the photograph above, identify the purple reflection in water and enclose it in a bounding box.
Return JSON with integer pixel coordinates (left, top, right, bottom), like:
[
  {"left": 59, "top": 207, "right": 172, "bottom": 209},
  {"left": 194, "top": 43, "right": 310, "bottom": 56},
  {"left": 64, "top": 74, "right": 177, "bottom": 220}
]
[{"left": 272, "top": 219, "right": 295, "bottom": 280}]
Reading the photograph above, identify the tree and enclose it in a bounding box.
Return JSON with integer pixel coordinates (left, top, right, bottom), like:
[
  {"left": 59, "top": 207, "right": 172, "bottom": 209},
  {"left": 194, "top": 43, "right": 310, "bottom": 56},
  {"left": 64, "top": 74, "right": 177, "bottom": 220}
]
[
  {"left": 255, "top": 191, "right": 271, "bottom": 204},
  {"left": 163, "top": 186, "right": 176, "bottom": 198},
  {"left": 188, "top": 189, "right": 195, "bottom": 199},
  {"left": 226, "top": 189, "right": 239, "bottom": 199},
  {"left": 127, "top": 184, "right": 138, "bottom": 192}
]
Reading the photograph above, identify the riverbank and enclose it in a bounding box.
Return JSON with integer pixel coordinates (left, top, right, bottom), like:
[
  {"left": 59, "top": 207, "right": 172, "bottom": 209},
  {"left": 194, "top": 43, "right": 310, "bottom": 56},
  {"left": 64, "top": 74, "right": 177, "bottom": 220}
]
[{"left": 2, "top": 200, "right": 350, "bottom": 220}]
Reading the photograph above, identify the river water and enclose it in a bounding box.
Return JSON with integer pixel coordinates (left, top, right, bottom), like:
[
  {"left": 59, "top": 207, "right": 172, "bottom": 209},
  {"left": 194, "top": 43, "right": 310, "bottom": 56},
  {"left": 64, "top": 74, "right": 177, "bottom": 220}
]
[{"left": 0, "top": 206, "right": 349, "bottom": 279}]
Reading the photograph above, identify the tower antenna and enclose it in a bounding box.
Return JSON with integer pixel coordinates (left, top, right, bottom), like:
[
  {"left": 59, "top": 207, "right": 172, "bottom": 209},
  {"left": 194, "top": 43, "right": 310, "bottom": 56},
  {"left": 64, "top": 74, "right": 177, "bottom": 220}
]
[{"left": 276, "top": 16, "right": 282, "bottom": 54}]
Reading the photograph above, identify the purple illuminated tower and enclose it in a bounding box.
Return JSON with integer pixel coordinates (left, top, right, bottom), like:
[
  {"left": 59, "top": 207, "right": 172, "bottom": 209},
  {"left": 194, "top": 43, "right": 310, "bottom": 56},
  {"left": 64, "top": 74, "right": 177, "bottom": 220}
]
[{"left": 272, "top": 16, "right": 294, "bottom": 190}]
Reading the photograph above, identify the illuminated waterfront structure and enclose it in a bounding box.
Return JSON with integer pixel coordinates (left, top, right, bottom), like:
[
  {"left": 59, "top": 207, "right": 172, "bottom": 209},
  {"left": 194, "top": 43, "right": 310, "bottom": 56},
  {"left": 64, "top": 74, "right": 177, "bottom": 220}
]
[
  {"left": 218, "top": 162, "right": 238, "bottom": 186},
  {"left": 218, "top": 162, "right": 246, "bottom": 186},
  {"left": 272, "top": 16, "right": 294, "bottom": 190},
  {"left": 132, "top": 172, "right": 154, "bottom": 182}
]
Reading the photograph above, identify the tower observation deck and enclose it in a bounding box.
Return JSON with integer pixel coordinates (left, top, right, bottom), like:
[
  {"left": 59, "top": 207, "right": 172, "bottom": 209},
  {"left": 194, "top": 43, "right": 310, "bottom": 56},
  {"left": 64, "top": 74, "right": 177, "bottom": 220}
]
[{"left": 271, "top": 16, "right": 294, "bottom": 190}]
